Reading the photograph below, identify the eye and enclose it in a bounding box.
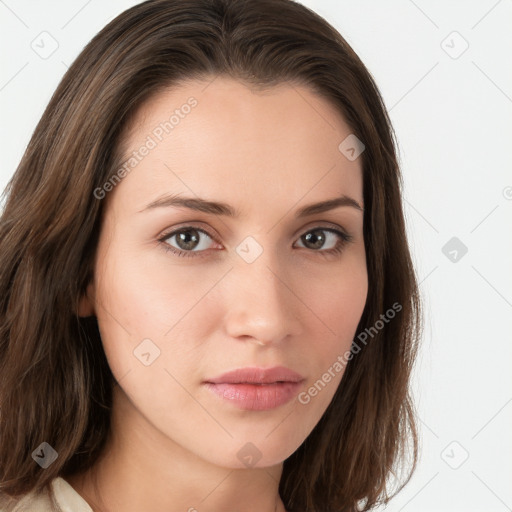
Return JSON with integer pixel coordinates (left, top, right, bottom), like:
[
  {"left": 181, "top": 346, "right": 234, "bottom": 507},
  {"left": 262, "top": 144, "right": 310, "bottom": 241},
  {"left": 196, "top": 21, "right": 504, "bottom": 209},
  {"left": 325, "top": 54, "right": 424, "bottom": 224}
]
[
  {"left": 158, "top": 225, "right": 354, "bottom": 259},
  {"left": 294, "top": 227, "right": 354, "bottom": 258},
  {"left": 159, "top": 227, "right": 218, "bottom": 258}
]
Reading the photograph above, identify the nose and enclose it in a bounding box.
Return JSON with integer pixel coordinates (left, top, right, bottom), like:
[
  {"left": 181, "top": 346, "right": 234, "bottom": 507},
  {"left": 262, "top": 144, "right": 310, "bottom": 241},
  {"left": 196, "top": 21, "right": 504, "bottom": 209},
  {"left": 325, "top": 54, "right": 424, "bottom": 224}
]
[{"left": 222, "top": 252, "right": 303, "bottom": 346}]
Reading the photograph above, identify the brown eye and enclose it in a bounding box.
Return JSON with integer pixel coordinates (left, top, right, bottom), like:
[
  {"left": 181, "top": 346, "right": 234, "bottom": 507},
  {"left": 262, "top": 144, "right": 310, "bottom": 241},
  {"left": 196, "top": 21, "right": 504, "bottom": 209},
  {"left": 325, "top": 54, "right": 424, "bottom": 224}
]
[
  {"left": 295, "top": 227, "right": 353, "bottom": 256},
  {"left": 158, "top": 225, "right": 353, "bottom": 259},
  {"left": 159, "top": 227, "right": 217, "bottom": 258}
]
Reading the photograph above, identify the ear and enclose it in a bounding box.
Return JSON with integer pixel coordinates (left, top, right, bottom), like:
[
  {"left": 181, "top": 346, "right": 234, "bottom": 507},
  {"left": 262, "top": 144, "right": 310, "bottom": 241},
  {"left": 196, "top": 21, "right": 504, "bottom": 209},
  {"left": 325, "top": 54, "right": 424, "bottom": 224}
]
[{"left": 78, "top": 282, "right": 96, "bottom": 317}]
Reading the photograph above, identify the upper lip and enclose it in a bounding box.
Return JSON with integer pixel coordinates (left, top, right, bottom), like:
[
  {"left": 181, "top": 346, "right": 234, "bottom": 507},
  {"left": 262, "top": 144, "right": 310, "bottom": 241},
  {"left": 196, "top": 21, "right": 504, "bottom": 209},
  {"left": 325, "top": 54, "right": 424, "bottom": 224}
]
[{"left": 204, "top": 366, "right": 304, "bottom": 384}]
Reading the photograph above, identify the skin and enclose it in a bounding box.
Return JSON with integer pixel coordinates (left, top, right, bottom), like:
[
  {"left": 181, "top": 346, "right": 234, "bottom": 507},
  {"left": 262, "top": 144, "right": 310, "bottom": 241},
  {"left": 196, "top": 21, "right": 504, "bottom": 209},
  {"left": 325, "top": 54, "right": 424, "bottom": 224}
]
[{"left": 71, "top": 76, "right": 368, "bottom": 512}]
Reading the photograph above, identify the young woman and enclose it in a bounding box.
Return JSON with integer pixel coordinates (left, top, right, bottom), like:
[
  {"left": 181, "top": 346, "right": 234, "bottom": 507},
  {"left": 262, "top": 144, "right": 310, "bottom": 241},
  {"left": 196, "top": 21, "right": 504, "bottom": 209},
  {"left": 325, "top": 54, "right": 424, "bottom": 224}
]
[{"left": 0, "top": 1, "right": 423, "bottom": 511}]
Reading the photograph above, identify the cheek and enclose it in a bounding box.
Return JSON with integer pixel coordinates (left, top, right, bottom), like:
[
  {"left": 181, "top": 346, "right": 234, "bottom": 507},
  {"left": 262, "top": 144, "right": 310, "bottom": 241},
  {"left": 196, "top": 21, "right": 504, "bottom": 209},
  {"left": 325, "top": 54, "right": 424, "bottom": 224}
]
[
  {"left": 98, "top": 246, "right": 219, "bottom": 335},
  {"left": 93, "top": 247, "right": 221, "bottom": 381},
  {"left": 300, "top": 256, "right": 367, "bottom": 394},
  {"left": 325, "top": 280, "right": 367, "bottom": 346},
  {"left": 294, "top": 264, "right": 367, "bottom": 428},
  {"left": 306, "top": 255, "right": 368, "bottom": 341}
]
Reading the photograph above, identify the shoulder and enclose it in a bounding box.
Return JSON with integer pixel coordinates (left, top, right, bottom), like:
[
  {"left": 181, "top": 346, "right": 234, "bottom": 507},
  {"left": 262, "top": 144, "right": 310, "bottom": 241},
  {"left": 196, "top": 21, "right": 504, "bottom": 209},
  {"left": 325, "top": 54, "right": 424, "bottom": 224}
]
[
  {"left": 0, "top": 483, "right": 54, "bottom": 512},
  {"left": 0, "top": 477, "right": 93, "bottom": 512},
  {"left": 52, "top": 477, "right": 93, "bottom": 512}
]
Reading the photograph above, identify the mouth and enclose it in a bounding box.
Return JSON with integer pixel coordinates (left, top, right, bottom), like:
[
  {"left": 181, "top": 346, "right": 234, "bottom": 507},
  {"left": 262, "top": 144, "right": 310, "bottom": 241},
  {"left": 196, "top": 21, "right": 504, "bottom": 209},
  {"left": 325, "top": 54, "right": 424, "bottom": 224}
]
[
  {"left": 203, "top": 381, "right": 303, "bottom": 410},
  {"left": 204, "top": 365, "right": 304, "bottom": 385},
  {"left": 203, "top": 366, "right": 305, "bottom": 411}
]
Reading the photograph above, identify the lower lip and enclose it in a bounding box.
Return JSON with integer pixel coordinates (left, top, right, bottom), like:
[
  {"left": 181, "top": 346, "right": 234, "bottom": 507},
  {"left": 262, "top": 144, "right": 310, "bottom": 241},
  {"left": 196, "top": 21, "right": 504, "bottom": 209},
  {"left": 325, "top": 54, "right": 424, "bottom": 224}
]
[{"left": 203, "top": 381, "right": 303, "bottom": 410}]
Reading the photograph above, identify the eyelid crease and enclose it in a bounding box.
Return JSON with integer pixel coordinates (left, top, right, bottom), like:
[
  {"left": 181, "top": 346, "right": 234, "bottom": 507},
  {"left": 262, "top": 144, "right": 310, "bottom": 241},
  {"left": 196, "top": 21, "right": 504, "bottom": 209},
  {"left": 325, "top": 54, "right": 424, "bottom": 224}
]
[
  {"left": 157, "top": 222, "right": 355, "bottom": 259},
  {"left": 157, "top": 219, "right": 353, "bottom": 243}
]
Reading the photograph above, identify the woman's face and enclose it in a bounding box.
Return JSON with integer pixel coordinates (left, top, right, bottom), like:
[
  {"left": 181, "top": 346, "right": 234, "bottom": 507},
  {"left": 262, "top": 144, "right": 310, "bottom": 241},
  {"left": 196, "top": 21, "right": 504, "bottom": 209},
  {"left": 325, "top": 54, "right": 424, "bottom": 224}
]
[{"left": 82, "top": 76, "right": 367, "bottom": 468}]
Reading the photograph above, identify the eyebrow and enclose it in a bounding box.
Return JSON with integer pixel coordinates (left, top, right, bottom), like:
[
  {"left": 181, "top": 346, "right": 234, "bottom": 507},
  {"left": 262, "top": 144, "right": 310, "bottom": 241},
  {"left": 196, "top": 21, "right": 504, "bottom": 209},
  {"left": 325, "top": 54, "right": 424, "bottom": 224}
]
[
  {"left": 139, "top": 194, "right": 363, "bottom": 217},
  {"left": 139, "top": 191, "right": 364, "bottom": 218}
]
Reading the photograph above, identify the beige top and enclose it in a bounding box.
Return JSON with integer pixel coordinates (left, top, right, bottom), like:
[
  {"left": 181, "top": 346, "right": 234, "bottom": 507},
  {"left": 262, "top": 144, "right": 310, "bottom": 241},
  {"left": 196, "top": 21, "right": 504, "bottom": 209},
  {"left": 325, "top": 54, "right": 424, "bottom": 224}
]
[{"left": 1, "top": 477, "right": 93, "bottom": 512}]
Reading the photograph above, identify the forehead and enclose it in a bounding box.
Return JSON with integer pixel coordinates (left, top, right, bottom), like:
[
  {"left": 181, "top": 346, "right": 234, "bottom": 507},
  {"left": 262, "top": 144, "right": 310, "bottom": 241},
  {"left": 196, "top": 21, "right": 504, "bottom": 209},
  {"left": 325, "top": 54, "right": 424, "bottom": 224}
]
[{"left": 110, "top": 76, "right": 363, "bottom": 217}]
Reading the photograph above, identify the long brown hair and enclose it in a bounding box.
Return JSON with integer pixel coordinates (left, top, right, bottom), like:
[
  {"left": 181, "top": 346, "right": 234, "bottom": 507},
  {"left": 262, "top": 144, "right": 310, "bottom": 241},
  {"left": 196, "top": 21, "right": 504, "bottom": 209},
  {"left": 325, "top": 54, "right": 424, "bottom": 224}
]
[{"left": 0, "top": 1, "right": 423, "bottom": 510}]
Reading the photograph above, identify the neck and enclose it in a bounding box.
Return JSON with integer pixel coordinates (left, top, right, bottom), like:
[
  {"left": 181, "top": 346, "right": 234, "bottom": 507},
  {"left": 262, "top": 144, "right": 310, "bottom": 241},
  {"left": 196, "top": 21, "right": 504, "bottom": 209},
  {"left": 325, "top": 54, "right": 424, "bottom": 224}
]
[{"left": 66, "top": 385, "right": 289, "bottom": 512}]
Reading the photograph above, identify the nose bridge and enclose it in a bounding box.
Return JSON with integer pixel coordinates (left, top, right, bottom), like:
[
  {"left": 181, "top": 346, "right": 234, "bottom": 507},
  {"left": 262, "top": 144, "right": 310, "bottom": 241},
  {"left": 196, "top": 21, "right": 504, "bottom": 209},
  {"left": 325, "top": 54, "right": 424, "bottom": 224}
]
[{"left": 223, "top": 240, "right": 301, "bottom": 344}]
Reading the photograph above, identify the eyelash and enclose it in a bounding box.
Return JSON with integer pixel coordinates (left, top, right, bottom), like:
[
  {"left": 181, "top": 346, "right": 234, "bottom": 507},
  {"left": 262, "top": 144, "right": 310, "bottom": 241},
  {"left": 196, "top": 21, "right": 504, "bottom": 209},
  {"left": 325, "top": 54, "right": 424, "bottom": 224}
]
[{"left": 157, "top": 225, "right": 354, "bottom": 259}]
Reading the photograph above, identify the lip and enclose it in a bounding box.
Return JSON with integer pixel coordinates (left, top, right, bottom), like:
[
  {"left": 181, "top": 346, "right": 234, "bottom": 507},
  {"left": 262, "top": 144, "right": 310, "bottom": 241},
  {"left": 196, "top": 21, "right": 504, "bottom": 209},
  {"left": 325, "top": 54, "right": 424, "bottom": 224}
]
[
  {"left": 203, "top": 366, "right": 305, "bottom": 411},
  {"left": 204, "top": 366, "right": 304, "bottom": 385}
]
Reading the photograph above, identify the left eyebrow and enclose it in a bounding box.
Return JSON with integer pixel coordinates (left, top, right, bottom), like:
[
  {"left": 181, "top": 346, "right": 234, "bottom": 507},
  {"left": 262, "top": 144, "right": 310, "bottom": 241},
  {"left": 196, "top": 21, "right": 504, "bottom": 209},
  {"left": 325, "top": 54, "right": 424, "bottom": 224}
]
[
  {"left": 296, "top": 196, "right": 364, "bottom": 216},
  {"left": 138, "top": 194, "right": 364, "bottom": 217}
]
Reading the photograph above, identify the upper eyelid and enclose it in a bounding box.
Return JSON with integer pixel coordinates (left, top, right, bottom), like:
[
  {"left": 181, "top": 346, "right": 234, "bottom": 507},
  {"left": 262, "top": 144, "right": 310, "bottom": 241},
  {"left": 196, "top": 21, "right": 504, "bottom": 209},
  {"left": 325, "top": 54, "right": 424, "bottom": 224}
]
[
  {"left": 158, "top": 225, "right": 219, "bottom": 244},
  {"left": 158, "top": 222, "right": 351, "bottom": 245}
]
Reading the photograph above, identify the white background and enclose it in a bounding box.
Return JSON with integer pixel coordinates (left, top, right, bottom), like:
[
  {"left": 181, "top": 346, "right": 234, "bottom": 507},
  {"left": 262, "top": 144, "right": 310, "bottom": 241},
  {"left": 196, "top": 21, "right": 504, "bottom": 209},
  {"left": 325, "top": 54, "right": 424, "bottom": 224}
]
[{"left": 1, "top": 1, "right": 511, "bottom": 511}]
